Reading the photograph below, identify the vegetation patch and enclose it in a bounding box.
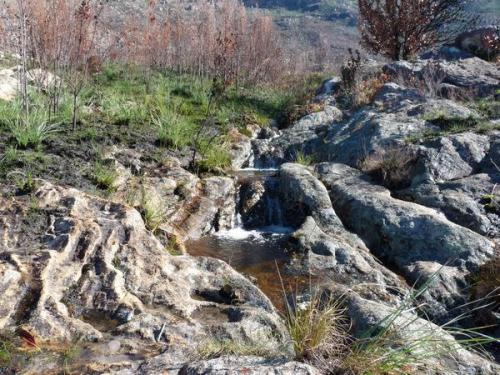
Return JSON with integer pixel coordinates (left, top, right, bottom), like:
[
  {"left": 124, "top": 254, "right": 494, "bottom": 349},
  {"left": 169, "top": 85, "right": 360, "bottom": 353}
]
[
  {"left": 90, "top": 161, "right": 118, "bottom": 192},
  {"left": 360, "top": 146, "right": 418, "bottom": 190},
  {"left": 196, "top": 337, "right": 278, "bottom": 360},
  {"left": 284, "top": 292, "right": 349, "bottom": 371},
  {"left": 294, "top": 151, "right": 315, "bottom": 166}
]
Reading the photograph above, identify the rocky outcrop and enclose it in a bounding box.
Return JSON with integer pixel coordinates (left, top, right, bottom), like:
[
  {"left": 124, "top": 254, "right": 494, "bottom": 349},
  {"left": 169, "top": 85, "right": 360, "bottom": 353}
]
[
  {"left": 316, "top": 162, "right": 497, "bottom": 321},
  {"left": 103, "top": 147, "right": 237, "bottom": 242},
  {"left": 278, "top": 163, "right": 407, "bottom": 305},
  {"left": 385, "top": 49, "right": 500, "bottom": 97},
  {"left": 0, "top": 67, "right": 18, "bottom": 101},
  {"left": 0, "top": 182, "right": 293, "bottom": 373},
  {"left": 252, "top": 105, "right": 343, "bottom": 167}
]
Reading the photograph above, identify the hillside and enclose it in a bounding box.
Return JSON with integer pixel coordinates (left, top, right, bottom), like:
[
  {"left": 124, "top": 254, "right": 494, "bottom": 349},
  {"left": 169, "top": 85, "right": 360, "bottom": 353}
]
[{"left": 0, "top": 0, "right": 499, "bottom": 374}]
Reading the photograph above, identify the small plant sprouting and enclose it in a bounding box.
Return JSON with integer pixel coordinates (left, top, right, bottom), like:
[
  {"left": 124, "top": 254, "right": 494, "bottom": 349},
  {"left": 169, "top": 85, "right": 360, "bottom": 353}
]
[
  {"left": 164, "top": 235, "right": 183, "bottom": 256},
  {"left": 8, "top": 170, "right": 37, "bottom": 195},
  {"left": 294, "top": 151, "right": 315, "bottom": 167},
  {"left": 61, "top": 342, "right": 82, "bottom": 374},
  {"left": 138, "top": 186, "right": 168, "bottom": 233},
  {"left": 90, "top": 161, "right": 118, "bottom": 192}
]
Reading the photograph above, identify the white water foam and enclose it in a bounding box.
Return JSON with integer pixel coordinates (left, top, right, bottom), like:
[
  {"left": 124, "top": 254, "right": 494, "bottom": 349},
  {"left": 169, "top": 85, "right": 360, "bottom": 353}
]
[{"left": 215, "top": 225, "right": 294, "bottom": 241}]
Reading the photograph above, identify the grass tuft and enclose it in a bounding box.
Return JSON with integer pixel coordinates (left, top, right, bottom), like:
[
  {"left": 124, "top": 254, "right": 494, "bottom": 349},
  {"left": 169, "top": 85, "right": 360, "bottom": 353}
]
[
  {"left": 359, "top": 146, "right": 418, "bottom": 190},
  {"left": 294, "top": 151, "right": 315, "bottom": 166},
  {"left": 8, "top": 110, "right": 57, "bottom": 148},
  {"left": 90, "top": 161, "right": 118, "bottom": 192},
  {"left": 196, "top": 337, "right": 277, "bottom": 360}
]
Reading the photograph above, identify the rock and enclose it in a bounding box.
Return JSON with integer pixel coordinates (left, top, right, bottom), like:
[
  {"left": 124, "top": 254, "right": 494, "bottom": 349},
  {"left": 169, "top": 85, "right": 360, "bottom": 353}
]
[
  {"left": 0, "top": 181, "right": 290, "bottom": 373},
  {"left": 0, "top": 66, "right": 62, "bottom": 101},
  {"left": 278, "top": 163, "right": 407, "bottom": 304},
  {"left": 315, "top": 77, "right": 341, "bottom": 104},
  {"left": 178, "top": 356, "right": 321, "bottom": 375},
  {"left": 316, "top": 162, "right": 496, "bottom": 321},
  {"left": 252, "top": 106, "right": 343, "bottom": 168},
  {"left": 401, "top": 173, "right": 500, "bottom": 237},
  {"left": 383, "top": 56, "right": 500, "bottom": 98},
  {"left": 165, "top": 176, "right": 236, "bottom": 239},
  {"left": 416, "top": 132, "right": 491, "bottom": 182},
  {"left": 239, "top": 179, "right": 267, "bottom": 228},
  {"left": 27, "top": 68, "right": 61, "bottom": 91},
  {"left": 421, "top": 45, "right": 475, "bottom": 61},
  {"left": 343, "top": 292, "right": 500, "bottom": 374},
  {"left": 0, "top": 67, "right": 18, "bottom": 101},
  {"left": 455, "top": 27, "right": 500, "bottom": 61},
  {"left": 227, "top": 128, "right": 253, "bottom": 169},
  {"left": 279, "top": 163, "right": 344, "bottom": 230}
]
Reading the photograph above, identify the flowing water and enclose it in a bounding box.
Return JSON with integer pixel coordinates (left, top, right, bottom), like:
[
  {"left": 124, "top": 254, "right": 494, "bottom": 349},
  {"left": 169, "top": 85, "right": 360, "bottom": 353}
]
[{"left": 187, "top": 167, "right": 311, "bottom": 311}]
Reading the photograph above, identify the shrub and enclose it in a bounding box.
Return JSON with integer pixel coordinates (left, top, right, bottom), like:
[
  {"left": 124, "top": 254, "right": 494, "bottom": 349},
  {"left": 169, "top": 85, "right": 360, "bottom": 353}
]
[
  {"left": 358, "top": 0, "right": 476, "bottom": 60},
  {"left": 8, "top": 170, "right": 37, "bottom": 194},
  {"left": 336, "top": 49, "right": 362, "bottom": 109},
  {"left": 360, "top": 146, "right": 418, "bottom": 190},
  {"left": 353, "top": 73, "right": 390, "bottom": 108}
]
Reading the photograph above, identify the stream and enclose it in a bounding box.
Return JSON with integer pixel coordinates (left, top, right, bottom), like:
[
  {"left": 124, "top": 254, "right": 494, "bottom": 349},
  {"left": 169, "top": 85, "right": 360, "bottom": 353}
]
[{"left": 187, "top": 166, "right": 311, "bottom": 311}]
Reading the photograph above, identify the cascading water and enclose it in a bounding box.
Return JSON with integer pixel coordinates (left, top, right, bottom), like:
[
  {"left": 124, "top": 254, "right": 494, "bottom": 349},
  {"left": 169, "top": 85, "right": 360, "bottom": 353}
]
[{"left": 186, "top": 134, "right": 298, "bottom": 310}]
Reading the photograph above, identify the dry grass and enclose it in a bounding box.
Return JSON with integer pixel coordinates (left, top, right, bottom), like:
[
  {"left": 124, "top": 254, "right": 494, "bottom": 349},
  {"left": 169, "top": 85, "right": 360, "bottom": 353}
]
[
  {"left": 353, "top": 73, "right": 390, "bottom": 108},
  {"left": 360, "top": 146, "right": 418, "bottom": 190},
  {"left": 468, "top": 256, "right": 500, "bottom": 326},
  {"left": 278, "top": 266, "right": 350, "bottom": 372},
  {"left": 196, "top": 337, "right": 278, "bottom": 360},
  {"left": 285, "top": 292, "right": 350, "bottom": 371}
]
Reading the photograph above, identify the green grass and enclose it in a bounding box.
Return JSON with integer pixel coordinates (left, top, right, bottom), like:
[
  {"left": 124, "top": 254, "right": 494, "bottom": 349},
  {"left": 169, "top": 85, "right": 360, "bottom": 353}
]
[
  {"left": 153, "top": 108, "right": 196, "bottom": 150},
  {"left": 407, "top": 110, "right": 500, "bottom": 143},
  {"left": 137, "top": 186, "right": 168, "bottom": 233},
  {"left": 0, "top": 336, "right": 13, "bottom": 366},
  {"left": 7, "top": 109, "right": 58, "bottom": 149},
  {"left": 90, "top": 161, "right": 118, "bottom": 191},
  {"left": 61, "top": 343, "right": 81, "bottom": 374},
  {"left": 294, "top": 151, "right": 315, "bottom": 166}
]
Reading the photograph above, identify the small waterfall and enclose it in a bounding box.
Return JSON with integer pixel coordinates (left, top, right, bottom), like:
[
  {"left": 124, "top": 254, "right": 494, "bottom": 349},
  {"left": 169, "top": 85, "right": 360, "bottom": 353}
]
[{"left": 216, "top": 169, "right": 291, "bottom": 239}]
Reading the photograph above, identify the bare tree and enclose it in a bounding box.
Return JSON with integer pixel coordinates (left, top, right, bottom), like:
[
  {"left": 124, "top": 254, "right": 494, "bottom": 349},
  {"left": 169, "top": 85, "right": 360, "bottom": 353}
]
[{"left": 358, "top": 0, "right": 476, "bottom": 60}]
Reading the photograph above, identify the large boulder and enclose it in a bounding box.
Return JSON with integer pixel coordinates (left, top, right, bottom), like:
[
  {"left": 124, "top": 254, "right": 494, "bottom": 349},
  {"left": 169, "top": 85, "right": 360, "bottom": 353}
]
[
  {"left": 316, "top": 163, "right": 497, "bottom": 321},
  {"left": 278, "top": 163, "right": 407, "bottom": 305}
]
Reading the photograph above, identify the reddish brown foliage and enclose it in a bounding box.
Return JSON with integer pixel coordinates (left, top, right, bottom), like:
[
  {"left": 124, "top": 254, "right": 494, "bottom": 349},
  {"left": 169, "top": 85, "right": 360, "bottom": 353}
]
[
  {"left": 119, "top": 0, "right": 285, "bottom": 86},
  {"left": 358, "top": 0, "right": 476, "bottom": 60}
]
